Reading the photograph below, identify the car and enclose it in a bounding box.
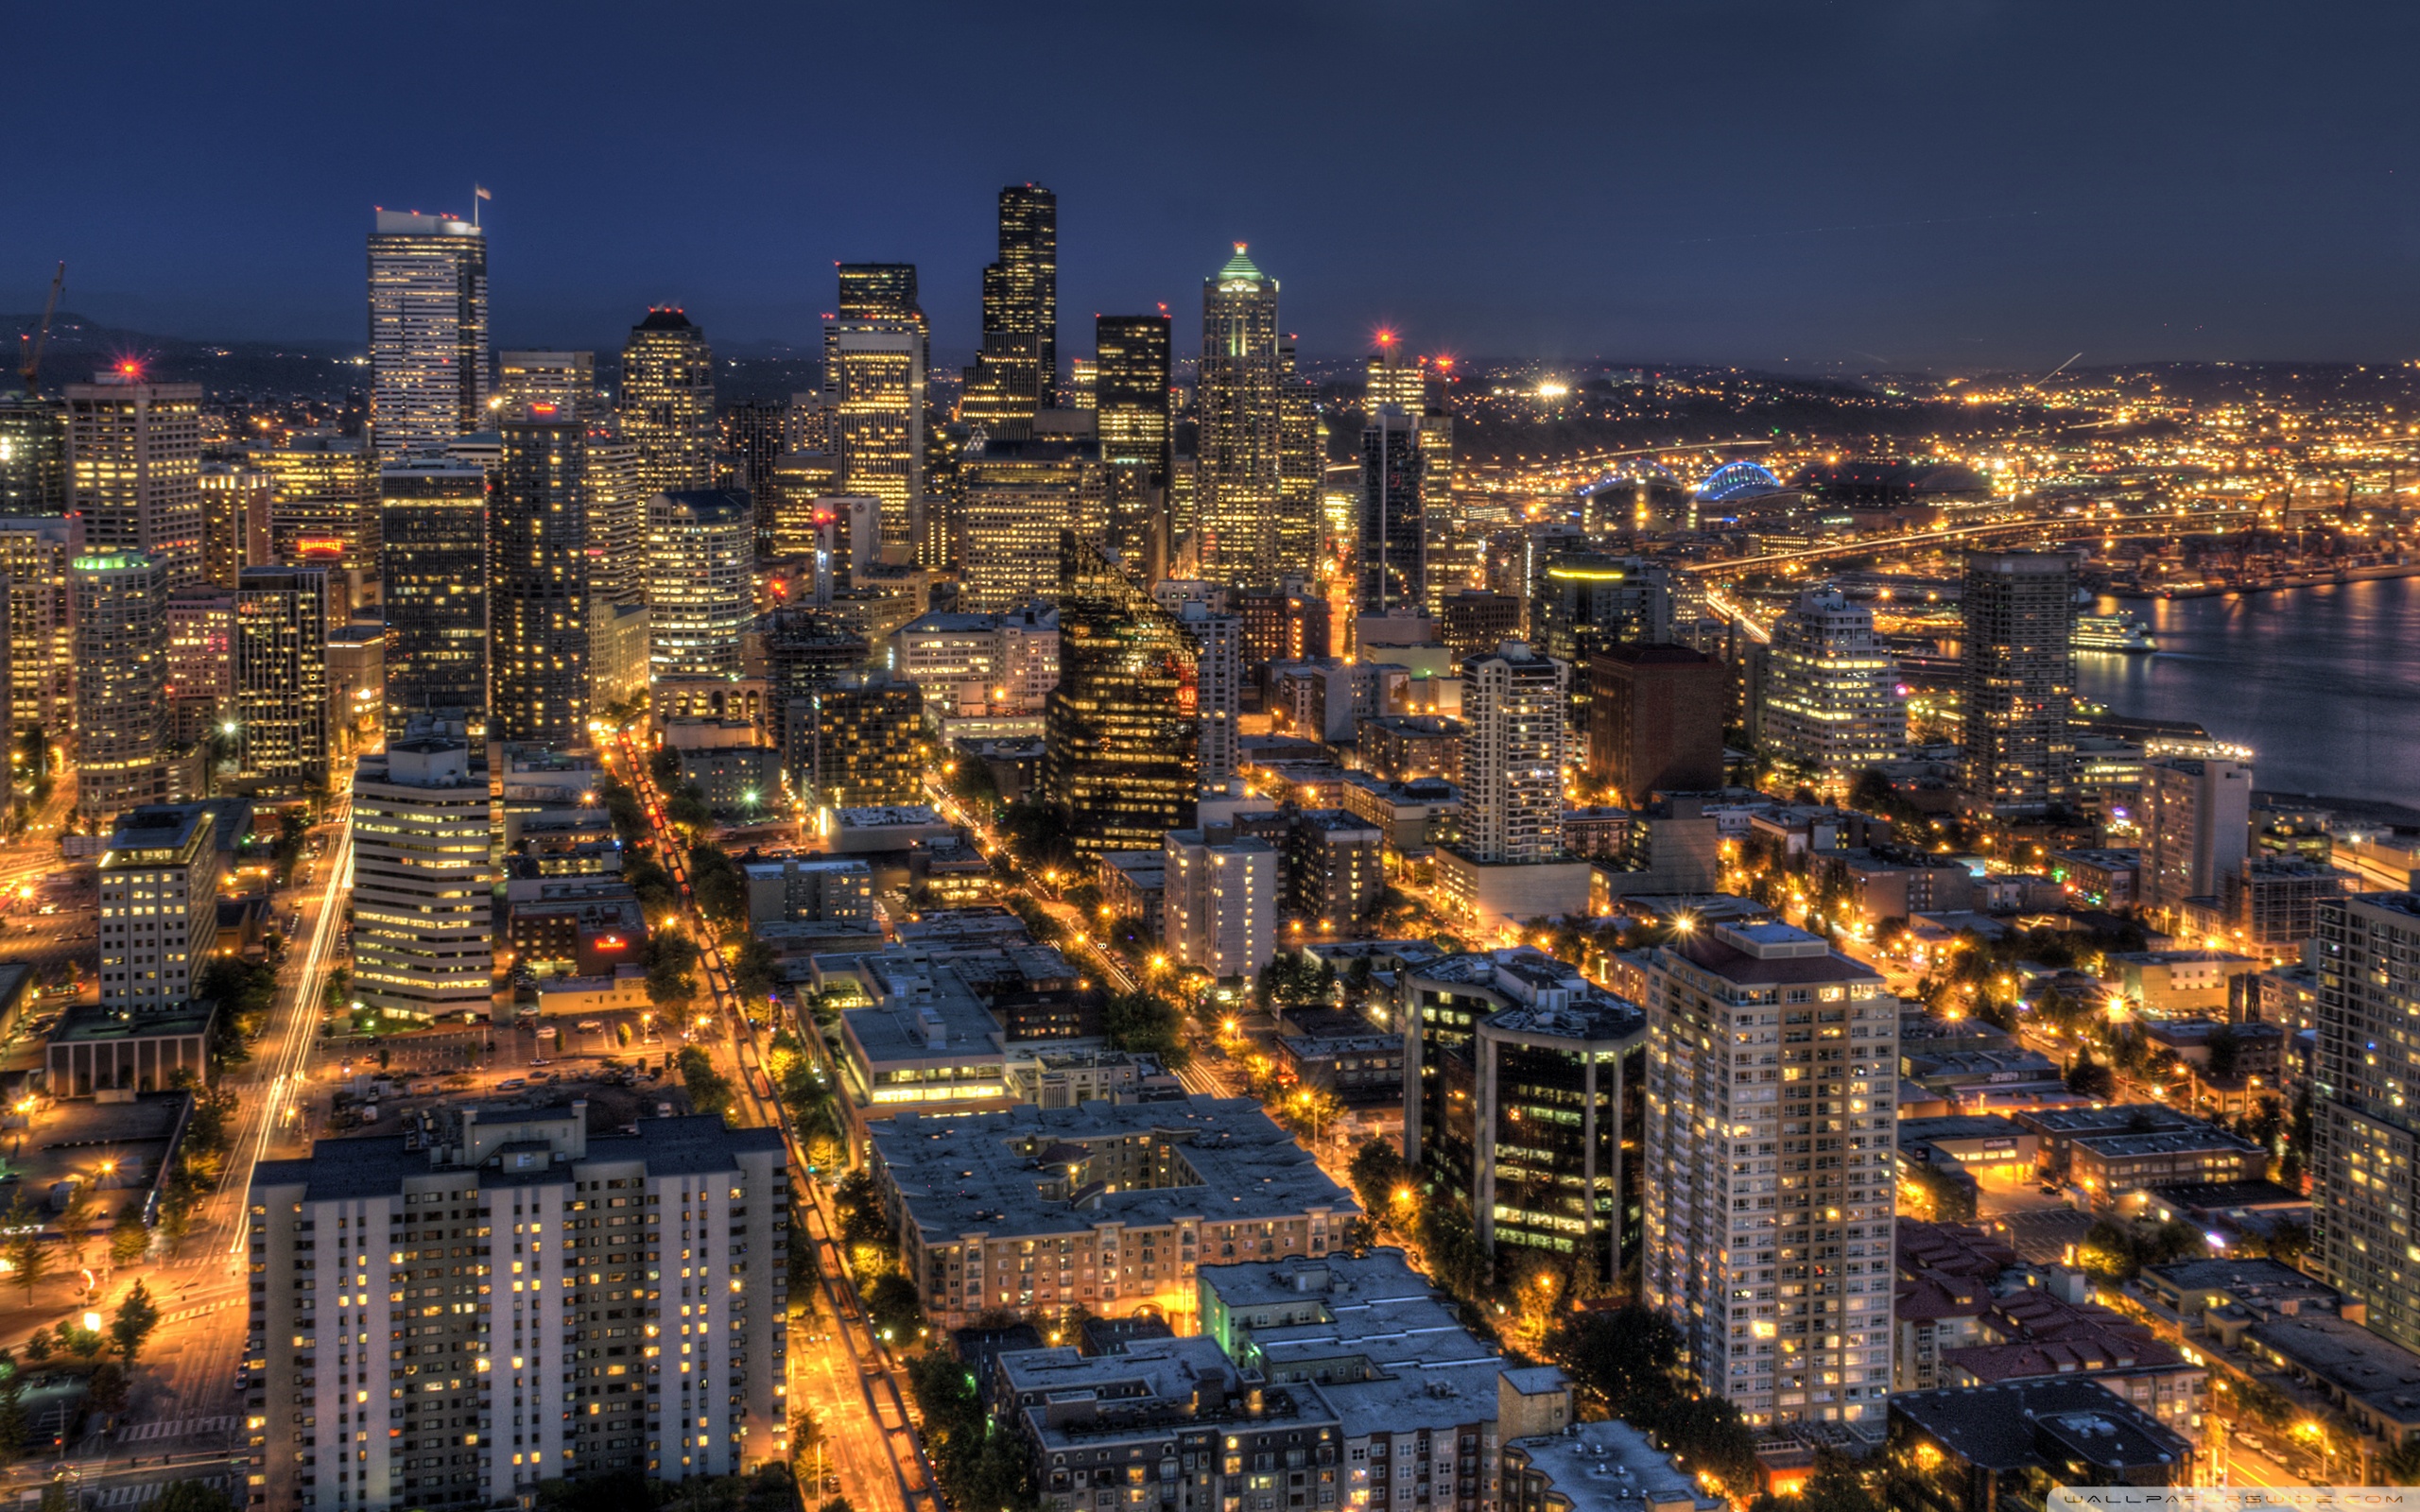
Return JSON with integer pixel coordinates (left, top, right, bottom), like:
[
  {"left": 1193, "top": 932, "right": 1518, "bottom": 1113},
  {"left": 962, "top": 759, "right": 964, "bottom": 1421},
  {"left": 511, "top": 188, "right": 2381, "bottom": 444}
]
[
  {"left": 2039, "top": 1183, "right": 2063, "bottom": 1196},
  {"left": 35, "top": 904, "right": 56, "bottom": 916},
  {"left": 498, "top": 1078, "right": 527, "bottom": 1091},
  {"left": 529, "top": 1057, "right": 551, "bottom": 1067},
  {"left": 821, "top": 1476, "right": 841, "bottom": 1494}
]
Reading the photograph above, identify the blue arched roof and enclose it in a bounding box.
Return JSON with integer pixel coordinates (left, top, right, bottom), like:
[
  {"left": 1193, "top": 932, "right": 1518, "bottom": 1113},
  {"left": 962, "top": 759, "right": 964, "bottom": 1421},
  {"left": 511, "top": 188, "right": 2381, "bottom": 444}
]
[{"left": 1694, "top": 461, "right": 1783, "bottom": 502}]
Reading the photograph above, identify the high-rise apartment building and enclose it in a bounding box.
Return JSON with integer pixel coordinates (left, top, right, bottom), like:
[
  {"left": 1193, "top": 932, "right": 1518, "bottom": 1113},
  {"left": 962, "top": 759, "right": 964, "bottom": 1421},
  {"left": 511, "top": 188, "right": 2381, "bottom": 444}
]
[
  {"left": 246, "top": 1108, "right": 792, "bottom": 1507},
  {"left": 1179, "top": 602, "right": 1243, "bottom": 790},
  {"left": 380, "top": 458, "right": 490, "bottom": 734},
  {"left": 234, "top": 566, "right": 330, "bottom": 784},
  {"left": 1095, "top": 315, "right": 1172, "bottom": 575},
  {"left": 619, "top": 309, "right": 716, "bottom": 498},
  {"left": 768, "top": 453, "right": 846, "bottom": 559},
  {"left": 65, "top": 371, "right": 203, "bottom": 586},
  {"left": 1163, "top": 833, "right": 1277, "bottom": 981},
  {"left": 2143, "top": 755, "right": 2254, "bottom": 919},
  {"left": 1961, "top": 550, "right": 2076, "bottom": 816},
  {"left": 2312, "top": 893, "right": 2420, "bottom": 1349},
  {"left": 1043, "top": 535, "right": 1200, "bottom": 855},
  {"left": 490, "top": 413, "right": 595, "bottom": 747},
  {"left": 646, "top": 490, "right": 753, "bottom": 681},
  {"left": 0, "top": 514, "right": 80, "bottom": 737},
  {"left": 96, "top": 803, "right": 221, "bottom": 1018},
  {"left": 0, "top": 395, "right": 69, "bottom": 513},
  {"left": 248, "top": 431, "right": 378, "bottom": 571},
  {"left": 1758, "top": 589, "right": 1907, "bottom": 791},
  {"left": 955, "top": 438, "right": 1107, "bottom": 611},
  {"left": 199, "top": 462, "right": 272, "bottom": 589},
  {"left": 368, "top": 209, "right": 490, "bottom": 456},
  {"left": 352, "top": 736, "right": 493, "bottom": 1020},
  {"left": 1638, "top": 919, "right": 1896, "bottom": 1428},
  {"left": 1459, "top": 643, "right": 1567, "bottom": 865},
  {"left": 960, "top": 184, "right": 1059, "bottom": 429},
  {"left": 164, "top": 588, "right": 235, "bottom": 746},
  {"left": 495, "top": 351, "right": 603, "bottom": 423},
  {"left": 71, "top": 550, "right": 171, "bottom": 824},
  {"left": 806, "top": 671, "right": 924, "bottom": 810},
  {"left": 823, "top": 321, "right": 925, "bottom": 558},
  {"left": 1198, "top": 246, "right": 1282, "bottom": 584},
  {"left": 1359, "top": 405, "right": 1424, "bottom": 616},
  {"left": 586, "top": 432, "right": 647, "bottom": 610}
]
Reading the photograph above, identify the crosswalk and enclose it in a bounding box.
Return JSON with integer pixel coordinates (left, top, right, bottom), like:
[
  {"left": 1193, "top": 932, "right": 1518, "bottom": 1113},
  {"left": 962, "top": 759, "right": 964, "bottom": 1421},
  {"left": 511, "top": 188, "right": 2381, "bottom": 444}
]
[
  {"left": 158, "top": 1298, "right": 238, "bottom": 1326},
  {"left": 85, "top": 1477, "right": 231, "bottom": 1508},
  {"left": 115, "top": 1416, "right": 233, "bottom": 1444}
]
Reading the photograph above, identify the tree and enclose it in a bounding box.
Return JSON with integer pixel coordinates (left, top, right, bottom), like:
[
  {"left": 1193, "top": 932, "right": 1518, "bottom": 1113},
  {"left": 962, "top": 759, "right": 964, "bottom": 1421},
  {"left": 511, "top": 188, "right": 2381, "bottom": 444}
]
[
  {"left": 2, "top": 1194, "right": 46, "bottom": 1304},
  {"left": 60, "top": 1324, "right": 104, "bottom": 1365},
  {"left": 1347, "top": 1138, "right": 1412, "bottom": 1233},
  {"left": 18, "top": 1333, "right": 46, "bottom": 1366},
  {"left": 865, "top": 1274, "right": 924, "bottom": 1343},
  {"left": 1102, "top": 990, "right": 1189, "bottom": 1068},
  {"left": 111, "top": 1280, "right": 159, "bottom": 1368},
  {"left": 648, "top": 932, "right": 701, "bottom": 1012},
  {"left": 85, "top": 1361, "right": 127, "bottom": 1415},
  {"left": 1416, "top": 1201, "right": 1492, "bottom": 1303},
  {"left": 58, "top": 1179, "right": 95, "bottom": 1275},
  {"left": 677, "top": 1047, "right": 735, "bottom": 1118},
  {"left": 108, "top": 1205, "right": 148, "bottom": 1268},
  {"left": 0, "top": 1348, "right": 25, "bottom": 1466},
  {"left": 1257, "top": 953, "right": 1334, "bottom": 1010},
  {"left": 729, "top": 937, "right": 781, "bottom": 1005},
  {"left": 2066, "top": 1046, "right": 2114, "bottom": 1100}
]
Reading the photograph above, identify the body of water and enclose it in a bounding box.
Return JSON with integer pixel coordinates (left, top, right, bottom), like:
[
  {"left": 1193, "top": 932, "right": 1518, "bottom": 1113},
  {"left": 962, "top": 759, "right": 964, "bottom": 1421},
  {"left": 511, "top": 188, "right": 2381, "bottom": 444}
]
[{"left": 2077, "top": 578, "right": 2420, "bottom": 810}]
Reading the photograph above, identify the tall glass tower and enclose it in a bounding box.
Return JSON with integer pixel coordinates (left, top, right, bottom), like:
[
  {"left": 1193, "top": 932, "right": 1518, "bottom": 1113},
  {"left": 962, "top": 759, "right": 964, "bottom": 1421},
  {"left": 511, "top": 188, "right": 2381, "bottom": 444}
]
[
  {"left": 961, "top": 184, "right": 1059, "bottom": 430},
  {"left": 1094, "top": 315, "right": 1171, "bottom": 573},
  {"left": 490, "top": 412, "right": 594, "bottom": 746},
  {"left": 1198, "top": 246, "right": 1282, "bottom": 584},
  {"left": 380, "top": 457, "right": 490, "bottom": 735},
  {"left": 368, "top": 209, "right": 490, "bottom": 456},
  {"left": 619, "top": 308, "right": 717, "bottom": 499}
]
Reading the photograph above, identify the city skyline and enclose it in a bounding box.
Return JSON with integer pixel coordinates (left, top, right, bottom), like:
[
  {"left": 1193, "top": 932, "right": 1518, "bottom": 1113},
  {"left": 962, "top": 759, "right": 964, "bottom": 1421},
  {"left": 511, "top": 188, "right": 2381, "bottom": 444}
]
[{"left": 14, "top": 5, "right": 2420, "bottom": 367}]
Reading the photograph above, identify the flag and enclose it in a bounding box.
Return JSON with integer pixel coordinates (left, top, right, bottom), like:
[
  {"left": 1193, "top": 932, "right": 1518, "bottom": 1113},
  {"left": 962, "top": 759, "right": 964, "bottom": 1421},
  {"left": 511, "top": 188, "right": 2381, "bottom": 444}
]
[{"left": 475, "top": 185, "right": 492, "bottom": 201}]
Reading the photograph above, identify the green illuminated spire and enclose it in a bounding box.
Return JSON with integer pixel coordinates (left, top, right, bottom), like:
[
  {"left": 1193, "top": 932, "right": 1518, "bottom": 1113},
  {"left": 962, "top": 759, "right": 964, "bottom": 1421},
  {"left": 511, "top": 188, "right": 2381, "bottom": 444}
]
[{"left": 1217, "top": 243, "right": 1264, "bottom": 283}]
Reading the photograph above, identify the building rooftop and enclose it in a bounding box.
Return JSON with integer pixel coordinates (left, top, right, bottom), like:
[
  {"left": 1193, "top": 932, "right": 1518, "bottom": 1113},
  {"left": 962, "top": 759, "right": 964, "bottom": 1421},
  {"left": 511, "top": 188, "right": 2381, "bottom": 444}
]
[
  {"left": 1891, "top": 1379, "right": 2190, "bottom": 1474},
  {"left": 252, "top": 1111, "right": 785, "bottom": 1201},
  {"left": 1505, "top": 1420, "right": 1720, "bottom": 1512}
]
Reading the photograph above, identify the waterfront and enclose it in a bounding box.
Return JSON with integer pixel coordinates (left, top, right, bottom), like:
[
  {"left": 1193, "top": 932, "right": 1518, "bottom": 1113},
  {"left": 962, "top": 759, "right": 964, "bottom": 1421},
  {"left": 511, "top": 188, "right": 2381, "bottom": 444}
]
[{"left": 2082, "top": 578, "right": 2420, "bottom": 810}]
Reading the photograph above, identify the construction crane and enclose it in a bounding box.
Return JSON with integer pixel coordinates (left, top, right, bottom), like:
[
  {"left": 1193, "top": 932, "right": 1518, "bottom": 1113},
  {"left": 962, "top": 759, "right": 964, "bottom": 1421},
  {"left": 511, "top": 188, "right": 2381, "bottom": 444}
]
[{"left": 16, "top": 261, "right": 64, "bottom": 394}]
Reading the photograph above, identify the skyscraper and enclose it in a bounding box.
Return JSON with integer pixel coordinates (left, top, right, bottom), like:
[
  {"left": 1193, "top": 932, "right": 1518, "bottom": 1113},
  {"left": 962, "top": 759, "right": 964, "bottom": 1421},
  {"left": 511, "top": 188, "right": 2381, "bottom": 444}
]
[
  {"left": 719, "top": 398, "right": 787, "bottom": 554},
  {"left": 0, "top": 395, "right": 68, "bottom": 513},
  {"left": 1180, "top": 600, "right": 1244, "bottom": 789},
  {"left": 95, "top": 803, "right": 221, "bottom": 1019},
  {"left": 496, "top": 350, "right": 604, "bottom": 422},
  {"left": 1586, "top": 643, "right": 1727, "bottom": 803},
  {"left": 960, "top": 184, "right": 1059, "bottom": 430},
  {"left": 65, "top": 370, "right": 203, "bottom": 587},
  {"left": 1276, "top": 336, "right": 1323, "bottom": 579},
  {"left": 368, "top": 209, "right": 490, "bottom": 455},
  {"left": 2312, "top": 892, "right": 2420, "bottom": 1349},
  {"left": 490, "top": 412, "right": 594, "bottom": 747},
  {"left": 1458, "top": 643, "right": 1567, "bottom": 866},
  {"left": 0, "top": 514, "right": 81, "bottom": 739},
  {"left": 198, "top": 461, "right": 271, "bottom": 589},
  {"left": 619, "top": 308, "right": 716, "bottom": 497},
  {"left": 1358, "top": 405, "right": 1424, "bottom": 616},
  {"left": 832, "top": 263, "right": 927, "bottom": 370},
  {"left": 1043, "top": 534, "right": 1200, "bottom": 856},
  {"left": 1095, "top": 315, "right": 1172, "bottom": 575},
  {"left": 352, "top": 735, "right": 493, "bottom": 1021},
  {"left": 163, "top": 588, "right": 234, "bottom": 746},
  {"left": 247, "top": 430, "right": 378, "bottom": 572},
  {"left": 956, "top": 437, "right": 1108, "bottom": 611},
  {"left": 646, "top": 490, "right": 754, "bottom": 681},
  {"left": 71, "top": 550, "right": 171, "bottom": 825},
  {"left": 1638, "top": 919, "right": 1896, "bottom": 1429},
  {"left": 1961, "top": 550, "right": 2076, "bottom": 816},
  {"left": 1758, "top": 589, "right": 1907, "bottom": 791},
  {"left": 823, "top": 320, "right": 925, "bottom": 557},
  {"left": 234, "top": 566, "right": 330, "bottom": 784},
  {"left": 2142, "top": 755, "right": 2254, "bottom": 920},
  {"left": 380, "top": 457, "right": 490, "bottom": 733},
  {"left": 1198, "top": 246, "right": 1282, "bottom": 584},
  {"left": 806, "top": 671, "right": 925, "bottom": 810}
]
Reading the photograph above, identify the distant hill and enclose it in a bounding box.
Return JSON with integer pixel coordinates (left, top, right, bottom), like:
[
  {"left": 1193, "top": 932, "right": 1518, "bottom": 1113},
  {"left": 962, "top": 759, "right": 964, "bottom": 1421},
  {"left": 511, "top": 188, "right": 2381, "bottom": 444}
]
[{"left": 6, "top": 311, "right": 360, "bottom": 398}]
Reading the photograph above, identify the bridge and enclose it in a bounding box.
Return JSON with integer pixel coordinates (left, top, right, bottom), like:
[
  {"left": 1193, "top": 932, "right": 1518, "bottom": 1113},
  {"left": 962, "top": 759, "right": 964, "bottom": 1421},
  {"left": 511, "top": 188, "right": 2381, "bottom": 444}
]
[{"left": 1679, "top": 508, "right": 2262, "bottom": 576}]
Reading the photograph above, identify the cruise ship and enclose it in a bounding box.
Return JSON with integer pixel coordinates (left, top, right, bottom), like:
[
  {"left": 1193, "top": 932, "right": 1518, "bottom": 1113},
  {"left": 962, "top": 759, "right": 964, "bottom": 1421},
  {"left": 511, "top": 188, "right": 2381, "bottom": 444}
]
[{"left": 2074, "top": 612, "right": 2157, "bottom": 652}]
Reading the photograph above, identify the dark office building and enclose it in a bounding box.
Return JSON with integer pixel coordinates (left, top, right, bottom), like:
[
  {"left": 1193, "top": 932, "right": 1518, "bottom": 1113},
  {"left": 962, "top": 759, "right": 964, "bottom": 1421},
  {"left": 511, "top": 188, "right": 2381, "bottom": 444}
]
[
  {"left": 1961, "top": 550, "right": 2076, "bottom": 816},
  {"left": 490, "top": 412, "right": 595, "bottom": 747},
  {"left": 1095, "top": 315, "right": 1172, "bottom": 574},
  {"left": 808, "top": 670, "right": 924, "bottom": 810},
  {"left": 1358, "top": 406, "right": 1424, "bottom": 617},
  {"left": 380, "top": 457, "right": 489, "bottom": 734},
  {"left": 1043, "top": 533, "right": 1199, "bottom": 856},
  {"left": 1238, "top": 588, "right": 1330, "bottom": 665},
  {"left": 0, "top": 396, "right": 67, "bottom": 513},
  {"left": 1438, "top": 590, "right": 1520, "bottom": 662},
  {"left": 234, "top": 566, "right": 329, "bottom": 784},
  {"left": 1586, "top": 642, "right": 1726, "bottom": 802},
  {"left": 960, "top": 184, "right": 1059, "bottom": 430},
  {"left": 766, "top": 605, "right": 873, "bottom": 790},
  {"left": 720, "top": 398, "right": 788, "bottom": 554},
  {"left": 1889, "top": 1379, "right": 2194, "bottom": 1512}
]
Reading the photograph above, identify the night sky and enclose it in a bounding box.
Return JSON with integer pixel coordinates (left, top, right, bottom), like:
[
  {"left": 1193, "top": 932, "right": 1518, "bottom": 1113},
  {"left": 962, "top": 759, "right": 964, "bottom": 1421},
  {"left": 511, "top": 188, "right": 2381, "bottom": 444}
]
[{"left": 11, "top": 1, "right": 2420, "bottom": 369}]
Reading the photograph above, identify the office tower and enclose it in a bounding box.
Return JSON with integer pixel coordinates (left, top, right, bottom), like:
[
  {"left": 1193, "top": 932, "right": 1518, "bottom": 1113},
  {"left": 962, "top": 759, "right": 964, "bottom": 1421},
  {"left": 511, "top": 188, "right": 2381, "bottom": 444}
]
[
  {"left": 1961, "top": 550, "right": 2076, "bottom": 816},
  {"left": 1416, "top": 410, "right": 1460, "bottom": 615},
  {"left": 1238, "top": 587, "right": 1331, "bottom": 664},
  {"left": 246, "top": 1111, "right": 792, "bottom": 1508},
  {"left": 806, "top": 671, "right": 923, "bottom": 810},
  {"left": 956, "top": 437, "right": 1107, "bottom": 611},
  {"left": 1533, "top": 551, "right": 1672, "bottom": 748},
  {"left": 490, "top": 413, "right": 594, "bottom": 746},
  {"left": 1068, "top": 358, "right": 1096, "bottom": 408},
  {"left": 1459, "top": 643, "right": 1567, "bottom": 865},
  {"left": 352, "top": 736, "right": 493, "bottom": 1020},
  {"left": 1637, "top": 919, "right": 1896, "bottom": 1428},
  {"left": 586, "top": 431, "right": 646, "bottom": 609},
  {"left": 234, "top": 566, "right": 329, "bottom": 784},
  {"left": 95, "top": 803, "right": 221, "bottom": 1017},
  {"left": 765, "top": 606, "right": 872, "bottom": 790},
  {"left": 163, "top": 588, "right": 235, "bottom": 746},
  {"left": 720, "top": 399, "right": 787, "bottom": 552},
  {"left": 1757, "top": 589, "right": 1907, "bottom": 791},
  {"left": 620, "top": 308, "right": 717, "bottom": 497},
  {"left": 1095, "top": 315, "right": 1172, "bottom": 574},
  {"left": 1586, "top": 643, "right": 1727, "bottom": 802},
  {"left": 1275, "top": 337, "right": 1322, "bottom": 579},
  {"left": 1439, "top": 590, "right": 1520, "bottom": 662},
  {"left": 65, "top": 370, "right": 203, "bottom": 586},
  {"left": 0, "top": 514, "right": 80, "bottom": 737},
  {"left": 1401, "top": 953, "right": 1648, "bottom": 1286},
  {"left": 960, "top": 184, "right": 1059, "bottom": 429},
  {"left": 1358, "top": 405, "right": 1424, "bottom": 616},
  {"left": 769, "top": 452, "right": 845, "bottom": 558},
  {"left": 833, "top": 262, "right": 927, "bottom": 371},
  {"left": 368, "top": 208, "right": 490, "bottom": 455},
  {"left": 0, "top": 395, "right": 68, "bottom": 513},
  {"left": 381, "top": 457, "right": 490, "bottom": 733},
  {"left": 823, "top": 320, "right": 925, "bottom": 557},
  {"left": 496, "top": 350, "right": 603, "bottom": 421},
  {"left": 784, "top": 395, "right": 833, "bottom": 455},
  {"left": 1180, "top": 601, "right": 1243, "bottom": 789},
  {"left": 886, "top": 603, "right": 1058, "bottom": 718},
  {"left": 1162, "top": 832, "right": 1277, "bottom": 980},
  {"left": 248, "top": 431, "right": 377, "bottom": 571},
  {"left": 71, "top": 550, "right": 171, "bottom": 824},
  {"left": 198, "top": 462, "right": 271, "bottom": 589},
  {"left": 647, "top": 490, "right": 753, "bottom": 680},
  {"left": 2311, "top": 893, "right": 2420, "bottom": 1349},
  {"left": 1043, "top": 534, "right": 1200, "bottom": 856},
  {"left": 1198, "top": 245, "right": 1283, "bottom": 584},
  {"left": 2143, "top": 755, "right": 2254, "bottom": 919}
]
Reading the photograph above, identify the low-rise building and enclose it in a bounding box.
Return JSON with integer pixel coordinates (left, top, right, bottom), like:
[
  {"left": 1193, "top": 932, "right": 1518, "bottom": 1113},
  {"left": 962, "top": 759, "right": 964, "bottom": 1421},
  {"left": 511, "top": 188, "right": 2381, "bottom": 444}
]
[
  {"left": 1098, "top": 850, "right": 1167, "bottom": 936},
  {"left": 1888, "top": 1379, "right": 2196, "bottom": 1510},
  {"left": 1339, "top": 774, "right": 1461, "bottom": 856},
  {"left": 742, "top": 855, "right": 873, "bottom": 927},
  {"left": 2051, "top": 848, "right": 2140, "bottom": 909},
  {"left": 2107, "top": 949, "right": 2262, "bottom": 1015}
]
